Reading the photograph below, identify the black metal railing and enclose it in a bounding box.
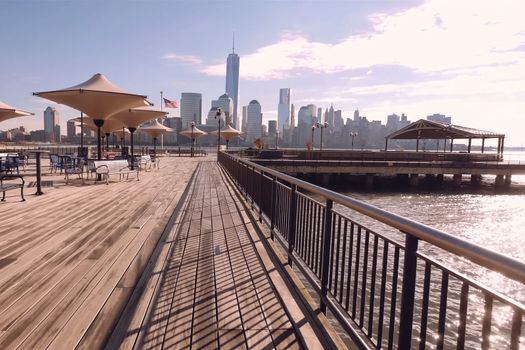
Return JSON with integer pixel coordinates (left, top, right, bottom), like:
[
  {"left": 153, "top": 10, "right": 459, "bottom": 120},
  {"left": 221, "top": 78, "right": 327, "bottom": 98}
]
[{"left": 218, "top": 151, "right": 525, "bottom": 350}]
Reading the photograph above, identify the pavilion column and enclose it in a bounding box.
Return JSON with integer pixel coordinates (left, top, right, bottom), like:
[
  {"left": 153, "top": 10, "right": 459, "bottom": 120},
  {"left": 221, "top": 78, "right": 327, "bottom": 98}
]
[
  {"left": 481, "top": 138, "right": 485, "bottom": 153},
  {"left": 497, "top": 137, "right": 502, "bottom": 158},
  {"left": 468, "top": 138, "right": 472, "bottom": 153},
  {"left": 385, "top": 138, "right": 389, "bottom": 151},
  {"left": 443, "top": 139, "right": 447, "bottom": 152},
  {"left": 501, "top": 137, "right": 505, "bottom": 158},
  {"left": 416, "top": 138, "right": 420, "bottom": 152},
  {"left": 450, "top": 139, "right": 454, "bottom": 152}
]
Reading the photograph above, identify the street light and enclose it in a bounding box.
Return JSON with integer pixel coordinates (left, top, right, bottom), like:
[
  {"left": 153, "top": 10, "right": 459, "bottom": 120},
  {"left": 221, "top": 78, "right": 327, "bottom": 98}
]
[
  {"left": 350, "top": 131, "right": 358, "bottom": 150},
  {"left": 190, "top": 121, "right": 195, "bottom": 158},
  {"left": 316, "top": 122, "right": 328, "bottom": 150},
  {"left": 215, "top": 108, "right": 222, "bottom": 159}
]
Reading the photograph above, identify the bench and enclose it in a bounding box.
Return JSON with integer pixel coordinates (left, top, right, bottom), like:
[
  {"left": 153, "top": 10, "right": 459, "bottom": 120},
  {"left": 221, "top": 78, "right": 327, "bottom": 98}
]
[
  {"left": 93, "top": 160, "right": 139, "bottom": 185},
  {"left": 0, "top": 175, "right": 25, "bottom": 201},
  {"left": 134, "top": 155, "right": 152, "bottom": 171}
]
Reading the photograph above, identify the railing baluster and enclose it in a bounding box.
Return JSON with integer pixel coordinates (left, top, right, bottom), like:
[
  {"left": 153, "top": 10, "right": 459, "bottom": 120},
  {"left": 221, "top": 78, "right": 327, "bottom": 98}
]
[
  {"left": 456, "top": 282, "right": 469, "bottom": 350},
  {"left": 339, "top": 220, "right": 348, "bottom": 304},
  {"left": 315, "top": 206, "right": 323, "bottom": 276},
  {"left": 377, "top": 241, "right": 389, "bottom": 349},
  {"left": 510, "top": 309, "right": 522, "bottom": 350},
  {"left": 320, "top": 199, "right": 334, "bottom": 314},
  {"left": 481, "top": 295, "right": 493, "bottom": 350},
  {"left": 436, "top": 271, "right": 449, "bottom": 350},
  {"left": 287, "top": 184, "right": 297, "bottom": 266},
  {"left": 419, "top": 262, "right": 432, "bottom": 350},
  {"left": 368, "top": 235, "right": 378, "bottom": 337},
  {"left": 387, "top": 246, "right": 400, "bottom": 350},
  {"left": 398, "top": 234, "right": 419, "bottom": 349},
  {"left": 333, "top": 216, "right": 342, "bottom": 299},
  {"left": 329, "top": 213, "right": 337, "bottom": 294},
  {"left": 359, "top": 230, "right": 370, "bottom": 328},
  {"left": 345, "top": 222, "right": 354, "bottom": 311},
  {"left": 270, "top": 176, "right": 276, "bottom": 240},
  {"left": 258, "top": 170, "right": 263, "bottom": 221},
  {"left": 352, "top": 226, "right": 362, "bottom": 319}
]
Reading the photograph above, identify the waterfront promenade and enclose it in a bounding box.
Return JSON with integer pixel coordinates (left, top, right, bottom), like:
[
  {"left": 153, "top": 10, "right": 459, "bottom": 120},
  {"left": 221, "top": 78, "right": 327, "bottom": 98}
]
[{"left": 0, "top": 156, "right": 343, "bottom": 349}]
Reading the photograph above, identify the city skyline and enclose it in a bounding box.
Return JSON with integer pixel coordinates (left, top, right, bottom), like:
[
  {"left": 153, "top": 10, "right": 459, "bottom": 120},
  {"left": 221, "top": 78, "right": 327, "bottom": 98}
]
[{"left": 1, "top": 0, "right": 524, "bottom": 145}]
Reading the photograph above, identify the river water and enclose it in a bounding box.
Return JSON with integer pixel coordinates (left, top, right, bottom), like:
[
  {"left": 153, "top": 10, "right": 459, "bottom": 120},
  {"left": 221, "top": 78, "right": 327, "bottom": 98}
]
[{"left": 326, "top": 151, "right": 525, "bottom": 348}]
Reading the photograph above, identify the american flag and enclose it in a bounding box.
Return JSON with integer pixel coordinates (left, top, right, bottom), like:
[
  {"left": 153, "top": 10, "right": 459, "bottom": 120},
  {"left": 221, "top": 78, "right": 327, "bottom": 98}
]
[{"left": 163, "top": 98, "right": 178, "bottom": 108}]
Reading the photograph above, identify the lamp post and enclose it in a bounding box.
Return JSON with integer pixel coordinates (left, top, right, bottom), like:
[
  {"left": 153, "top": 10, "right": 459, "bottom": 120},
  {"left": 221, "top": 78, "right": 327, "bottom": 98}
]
[
  {"left": 215, "top": 108, "right": 222, "bottom": 159},
  {"left": 316, "top": 122, "right": 328, "bottom": 151},
  {"left": 191, "top": 121, "right": 195, "bottom": 158},
  {"left": 350, "top": 132, "right": 358, "bottom": 150}
]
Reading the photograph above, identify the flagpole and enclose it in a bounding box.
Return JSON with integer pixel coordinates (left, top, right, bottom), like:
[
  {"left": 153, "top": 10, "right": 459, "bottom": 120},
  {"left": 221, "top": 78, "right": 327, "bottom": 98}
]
[{"left": 160, "top": 91, "right": 164, "bottom": 150}]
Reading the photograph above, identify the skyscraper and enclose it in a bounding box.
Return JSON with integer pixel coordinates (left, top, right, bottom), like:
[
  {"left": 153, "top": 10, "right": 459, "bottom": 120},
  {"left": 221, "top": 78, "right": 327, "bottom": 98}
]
[
  {"left": 180, "top": 93, "right": 202, "bottom": 128},
  {"left": 225, "top": 37, "right": 240, "bottom": 130},
  {"left": 245, "top": 100, "right": 262, "bottom": 143},
  {"left": 277, "top": 88, "right": 290, "bottom": 133},
  {"left": 44, "top": 106, "right": 60, "bottom": 143},
  {"left": 67, "top": 119, "right": 76, "bottom": 140}
]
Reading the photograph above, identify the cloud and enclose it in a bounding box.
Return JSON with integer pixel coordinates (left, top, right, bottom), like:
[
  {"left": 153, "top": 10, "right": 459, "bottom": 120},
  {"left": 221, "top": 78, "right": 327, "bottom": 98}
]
[
  {"left": 162, "top": 53, "right": 203, "bottom": 65},
  {"left": 200, "top": 0, "right": 525, "bottom": 80}
]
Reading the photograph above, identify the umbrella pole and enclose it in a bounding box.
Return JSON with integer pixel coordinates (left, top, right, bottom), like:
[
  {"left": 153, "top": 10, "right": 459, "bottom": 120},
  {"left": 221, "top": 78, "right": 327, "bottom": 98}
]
[
  {"left": 153, "top": 137, "right": 157, "bottom": 157},
  {"left": 94, "top": 119, "right": 104, "bottom": 161},
  {"left": 226, "top": 140, "right": 229, "bottom": 149},
  {"left": 80, "top": 112, "right": 84, "bottom": 150},
  {"left": 129, "top": 127, "right": 136, "bottom": 170}
]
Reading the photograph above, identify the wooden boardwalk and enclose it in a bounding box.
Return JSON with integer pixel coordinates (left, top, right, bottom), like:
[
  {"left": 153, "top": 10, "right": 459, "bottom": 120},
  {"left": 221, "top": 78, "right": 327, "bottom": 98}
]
[
  {"left": 107, "top": 161, "right": 336, "bottom": 349},
  {"left": 0, "top": 157, "right": 343, "bottom": 349},
  {"left": 0, "top": 156, "right": 199, "bottom": 349}
]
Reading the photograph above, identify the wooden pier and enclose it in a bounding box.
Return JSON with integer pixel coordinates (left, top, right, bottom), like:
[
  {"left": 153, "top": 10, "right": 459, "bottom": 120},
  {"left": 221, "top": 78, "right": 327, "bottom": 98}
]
[{"left": 0, "top": 156, "right": 344, "bottom": 349}]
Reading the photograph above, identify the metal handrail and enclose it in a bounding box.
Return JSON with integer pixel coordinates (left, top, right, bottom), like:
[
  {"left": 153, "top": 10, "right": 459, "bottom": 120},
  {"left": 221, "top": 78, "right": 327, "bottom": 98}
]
[{"left": 231, "top": 153, "right": 525, "bottom": 283}]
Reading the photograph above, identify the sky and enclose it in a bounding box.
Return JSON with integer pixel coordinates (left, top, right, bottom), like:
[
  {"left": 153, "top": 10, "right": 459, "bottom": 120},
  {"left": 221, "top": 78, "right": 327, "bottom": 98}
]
[{"left": 1, "top": 0, "right": 525, "bottom": 145}]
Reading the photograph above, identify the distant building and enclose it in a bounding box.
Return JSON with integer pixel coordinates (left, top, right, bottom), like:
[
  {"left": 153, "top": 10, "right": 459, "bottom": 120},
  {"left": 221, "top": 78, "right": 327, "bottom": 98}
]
[
  {"left": 180, "top": 93, "right": 202, "bottom": 128},
  {"left": 225, "top": 40, "right": 240, "bottom": 129},
  {"left": 427, "top": 113, "right": 451, "bottom": 124},
  {"left": 354, "top": 109, "right": 360, "bottom": 122},
  {"left": 386, "top": 113, "right": 400, "bottom": 130},
  {"left": 205, "top": 107, "right": 223, "bottom": 126},
  {"left": 268, "top": 120, "right": 277, "bottom": 135},
  {"left": 44, "top": 107, "right": 60, "bottom": 143},
  {"left": 245, "top": 100, "right": 262, "bottom": 143},
  {"left": 290, "top": 104, "right": 295, "bottom": 128},
  {"left": 277, "top": 88, "right": 291, "bottom": 133},
  {"left": 67, "top": 119, "right": 76, "bottom": 140},
  {"left": 298, "top": 104, "right": 317, "bottom": 125},
  {"left": 211, "top": 94, "right": 233, "bottom": 125},
  {"left": 241, "top": 106, "right": 248, "bottom": 133},
  {"left": 30, "top": 129, "right": 47, "bottom": 142},
  {"left": 163, "top": 116, "right": 181, "bottom": 144}
]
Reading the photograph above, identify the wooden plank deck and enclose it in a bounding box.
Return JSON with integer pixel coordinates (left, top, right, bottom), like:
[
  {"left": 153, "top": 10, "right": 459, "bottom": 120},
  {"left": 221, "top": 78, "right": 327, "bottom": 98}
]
[
  {"left": 0, "top": 155, "right": 200, "bottom": 349},
  {"left": 107, "top": 161, "right": 335, "bottom": 349},
  {"left": 0, "top": 156, "right": 344, "bottom": 349}
]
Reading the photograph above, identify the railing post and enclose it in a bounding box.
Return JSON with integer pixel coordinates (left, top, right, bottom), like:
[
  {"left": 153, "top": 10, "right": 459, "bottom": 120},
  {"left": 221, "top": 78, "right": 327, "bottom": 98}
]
[
  {"left": 288, "top": 184, "right": 297, "bottom": 266},
  {"left": 320, "top": 199, "right": 333, "bottom": 314},
  {"left": 398, "top": 234, "right": 419, "bottom": 349},
  {"left": 270, "top": 176, "right": 276, "bottom": 240},
  {"left": 258, "top": 170, "right": 263, "bottom": 222}
]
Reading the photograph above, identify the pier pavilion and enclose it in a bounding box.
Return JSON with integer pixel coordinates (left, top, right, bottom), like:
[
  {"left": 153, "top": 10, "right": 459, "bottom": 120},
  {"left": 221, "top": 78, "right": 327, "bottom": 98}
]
[{"left": 384, "top": 119, "right": 506, "bottom": 157}]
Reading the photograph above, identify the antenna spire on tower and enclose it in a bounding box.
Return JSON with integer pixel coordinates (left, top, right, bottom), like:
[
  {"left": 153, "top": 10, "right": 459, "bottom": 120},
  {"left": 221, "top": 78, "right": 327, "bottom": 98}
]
[{"left": 232, "top": 32, "right": 235, "bottom": 54}]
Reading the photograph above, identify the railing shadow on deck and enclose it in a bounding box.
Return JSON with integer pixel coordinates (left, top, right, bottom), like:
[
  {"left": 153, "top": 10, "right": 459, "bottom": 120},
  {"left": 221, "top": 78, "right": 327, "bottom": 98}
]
[{"left": 218, "top": 151, "right": 525, "bottom": 350}]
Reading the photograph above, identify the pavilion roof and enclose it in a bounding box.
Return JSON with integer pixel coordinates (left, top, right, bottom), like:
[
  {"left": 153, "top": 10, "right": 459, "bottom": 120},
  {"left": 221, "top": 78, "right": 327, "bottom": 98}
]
[{"left": 386, "top": 119, "right": 504, "bottom": 140}]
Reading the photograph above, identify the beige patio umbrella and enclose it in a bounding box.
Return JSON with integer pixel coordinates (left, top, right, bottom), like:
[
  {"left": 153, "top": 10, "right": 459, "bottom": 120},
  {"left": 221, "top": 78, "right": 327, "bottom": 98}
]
[
  {"left": 33, "top": 73, "right": 150, "bottom": 160},
  {"left": 139, "top": 119, "right": 175, "bottom": 156},
  {"left": 179, "top": 123, "right": 207, "bottom": 157},
  {"left": 0, "top": 100, "right": 33, "bottom": 123},
  {"left": 211, "top": 124, "right": 242, "bottom": 149},
  {"left": 110, "top": 107, "right": 168, "bottom": 166}
]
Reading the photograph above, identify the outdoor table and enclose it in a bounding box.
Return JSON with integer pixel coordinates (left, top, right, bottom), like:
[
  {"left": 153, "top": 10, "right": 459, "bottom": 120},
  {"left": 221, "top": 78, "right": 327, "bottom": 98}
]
[{"left": 30, "top": 150, "right": 49, "bottom": 195}]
